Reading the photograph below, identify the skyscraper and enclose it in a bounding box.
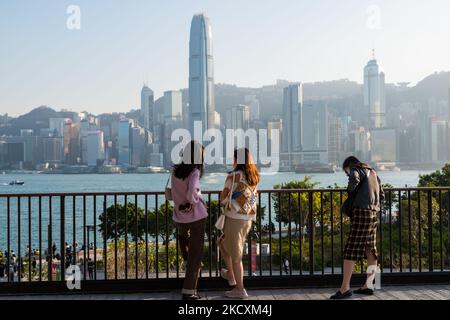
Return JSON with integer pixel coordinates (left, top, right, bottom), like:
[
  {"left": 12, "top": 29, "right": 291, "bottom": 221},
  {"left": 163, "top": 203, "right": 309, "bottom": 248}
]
[
  {"left": 226, "top": 105, "right": 250, "bottom": 130},
  {"left": 302, "top": 101, "right": 328, "bottom": 151},
  {"left": 364, "top": 52, "right": 386, "bottom": 128},
  {"left": 282, "top": 83, "right": 303, "bottom": 153},
  {"left": 87, "top": 130, "right": 105, "bottom": 166},
  {"left": 164, "top": 90, "right": 183, "bottom": 121},
  {"left": 118, "top": 117, "right": 131, "bottom": 166},
  {"left": 245, "top": 95, "right": 260, "bottom": 121},
  {"left": 189, "top": 13, "right": 215, "bottom": 134},
  {"left": 63, "top": 119, "right": 80, "bottom": 164},
  {"left": 448, "top": 88, "right": 450, "bottom": 121},
  {"left": 141, "top": 85, "right": 154, "bottom": 131},
  {"left": 49, "top": 118, "right": 67, "bottom": 137},
  {"left": 328, "top": 114, "right": 343, "bottom": 165},
  {"left": 267, "top": 118, "right": 282, "bottom": 155},
  {"left": 163, "top": 90, "right": 183, "bottom": 166},
  {"left": 430, "top": 119, "right": 447, "bottom": 162},
  {"left": 130, "top": 125, "right": 146, "bottom": 166}
]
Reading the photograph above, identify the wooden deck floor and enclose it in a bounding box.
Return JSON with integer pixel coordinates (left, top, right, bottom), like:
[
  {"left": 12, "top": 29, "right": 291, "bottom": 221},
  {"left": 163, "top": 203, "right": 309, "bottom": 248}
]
[{"left": 2, "top": 285, "right": 450, "bottom": 300}]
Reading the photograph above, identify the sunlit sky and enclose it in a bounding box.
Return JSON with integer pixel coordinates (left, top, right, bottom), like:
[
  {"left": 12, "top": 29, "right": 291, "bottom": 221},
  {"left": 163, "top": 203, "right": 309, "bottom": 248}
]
[{"left": 1, "top": 0, "right": 450, "bottom": 116}]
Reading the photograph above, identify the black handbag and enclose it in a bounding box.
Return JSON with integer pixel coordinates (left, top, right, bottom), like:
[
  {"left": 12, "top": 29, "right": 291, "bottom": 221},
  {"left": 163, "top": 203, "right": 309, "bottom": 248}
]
[
  {"left": 341, "top": 168, "right": 368, "bottom": 218},
  {"left": 341, "top": 196, "right": 354, "bottom": 218}
]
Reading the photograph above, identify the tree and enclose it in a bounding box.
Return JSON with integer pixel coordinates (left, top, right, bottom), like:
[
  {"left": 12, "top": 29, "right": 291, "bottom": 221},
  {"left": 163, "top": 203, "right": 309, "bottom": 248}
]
[
  {"left": 98, "top": 202, "right": 146, "bottom": 241},
  {"left": 272, "top": 177, "right": 321, "bottom": 235},
  {"left": 418, "top": 164, "right": 450, "bottom": 187},
  {"left": 98, "top": 201, "right": 177, "bottom": 242}
]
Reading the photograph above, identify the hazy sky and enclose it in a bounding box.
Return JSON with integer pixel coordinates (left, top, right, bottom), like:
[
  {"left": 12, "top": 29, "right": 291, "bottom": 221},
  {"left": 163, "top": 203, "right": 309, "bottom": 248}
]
[{"left": 1, "top": 0, "right": 450, "bottom": 116}]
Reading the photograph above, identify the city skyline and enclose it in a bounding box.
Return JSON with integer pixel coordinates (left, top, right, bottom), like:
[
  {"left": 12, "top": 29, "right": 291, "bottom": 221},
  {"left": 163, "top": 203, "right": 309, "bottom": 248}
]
[{"left": 2, "top": 0, "right": 450, "bottom": 116}]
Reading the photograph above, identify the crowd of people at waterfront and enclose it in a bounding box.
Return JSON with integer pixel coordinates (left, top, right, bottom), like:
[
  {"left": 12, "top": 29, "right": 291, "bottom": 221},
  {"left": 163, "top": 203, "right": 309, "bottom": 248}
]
[{"left": 0, "top": 241, "right": 98, "bottom": 281}]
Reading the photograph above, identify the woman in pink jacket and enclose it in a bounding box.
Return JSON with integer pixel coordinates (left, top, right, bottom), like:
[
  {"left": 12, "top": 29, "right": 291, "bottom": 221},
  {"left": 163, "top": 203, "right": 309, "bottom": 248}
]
[{"left": 170, "top": 141, "right": 207, "bottom": 300}]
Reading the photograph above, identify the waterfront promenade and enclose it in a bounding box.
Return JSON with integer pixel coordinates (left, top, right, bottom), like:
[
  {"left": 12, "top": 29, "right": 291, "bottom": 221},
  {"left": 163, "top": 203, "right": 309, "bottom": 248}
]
[{"left": 2, "top": 285, "right": 449, "bottom": 300}]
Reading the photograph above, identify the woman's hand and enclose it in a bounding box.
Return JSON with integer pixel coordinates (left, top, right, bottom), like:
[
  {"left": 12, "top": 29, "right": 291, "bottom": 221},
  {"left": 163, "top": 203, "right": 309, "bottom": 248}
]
[{"left": 179, "top": 203, "right": 193, "bottom": 214}]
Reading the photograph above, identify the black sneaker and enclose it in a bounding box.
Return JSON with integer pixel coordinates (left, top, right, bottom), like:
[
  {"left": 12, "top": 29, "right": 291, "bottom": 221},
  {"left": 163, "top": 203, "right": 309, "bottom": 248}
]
[
  {"left": 182, "top": 294, "right": 202, "bottom": 300},
  {"left": 330, "top": 290, "right": 352, "bottom": 300},
  {"left": 353, "top": 288, "right": 374, "bottom": 295}
]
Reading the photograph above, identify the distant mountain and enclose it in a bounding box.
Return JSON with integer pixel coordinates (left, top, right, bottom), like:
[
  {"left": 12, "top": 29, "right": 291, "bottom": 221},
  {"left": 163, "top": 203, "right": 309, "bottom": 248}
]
[
  {"left": 1, "top": 106, "right": 58, "bottom": 136},
  {"left": 303, "top": 79, "right": 362, "bottom": 100},
  {"left": 0, "top": 106, "right": 78, "bottom": 136},
  {"left": 408, "top": 71, "right": 450, "bottom": 102}
]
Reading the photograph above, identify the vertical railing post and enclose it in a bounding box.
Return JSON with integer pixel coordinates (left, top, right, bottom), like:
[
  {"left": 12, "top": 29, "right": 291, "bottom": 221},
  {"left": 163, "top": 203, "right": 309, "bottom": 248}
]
[
  {"left": 418, "top": 191, "right": 422, "bottom": 272},
  {"left": 48, "top": 196, "right": 53, "bottom": 281},
  {"left": 278, "top": 192, "right": 282, "bottom": 276},
  {"left": 288, "top": 192, "right": 292, "bottom": 276},
  {"left": 308, "top": 192, "right": 314, "bottom": 275},
  {"left": 60, "top": 195, "right": 65, "bottom": 283},
  {"left": 268, "top": 192, "right": 272, "bottom": 276},
  {"left": 48, "top": 224, "right": 52, "bottom": 281},
  {"left": 18, "top": 197, "right": 21, "bottom": 282},
  {"left": 298, "top": 191, "right": 302, "bottom": 275},
  {"left": 408, "top": 190, "right": 412, "bottom": 272},
  {"left": 28, "top": 196, "right": 32, "bottom": 282},
  {"left": 93, "top": 196, "right": 97, "bottom": 280},
  {"left": 103, "top": 195, "right": 107, "bottom": 280},
  {"left": 398, "top": 190, "right": 402, "bottom": 272},
  {"left": 330, "top": 191, "right": 334, "bottom": 274},
  {"left": 114, "top": 195, "right": 118, "bottom": 280},
  {"left": 145, "top": 194, "right": 149, "bottom": 279},
  {"left": 428, "top": 190, "right": 433, "bottom": 272},
  {"left": 7, "top": 197, "right": 10, "bottom": 283},
  {"left": 39, "top": 196, "right": 42, "bottom": 281},
  {"left": 389, "top": 191, "right": 393, "bottom": 272}
]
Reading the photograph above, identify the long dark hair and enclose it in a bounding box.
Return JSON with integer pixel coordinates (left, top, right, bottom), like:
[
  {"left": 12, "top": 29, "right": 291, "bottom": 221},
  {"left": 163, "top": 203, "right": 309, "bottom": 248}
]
[
  {"left": 173, "top": 140, "right": 204, "bottom": 180},
  {"left": 342, "top": 156, "right": 371, "bottom": 171},
  {"left": 233, "top": 148, "right": 260, "bottom": 187}
]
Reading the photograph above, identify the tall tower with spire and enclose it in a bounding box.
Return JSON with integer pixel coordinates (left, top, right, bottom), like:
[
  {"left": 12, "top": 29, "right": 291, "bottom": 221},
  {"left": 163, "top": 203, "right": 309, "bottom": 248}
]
[
  {"left": 188, "top": 13, "right": 215, "bottom": 135},
  {"left": 364, "top": 50, "right": 386, "bottom": 128}
]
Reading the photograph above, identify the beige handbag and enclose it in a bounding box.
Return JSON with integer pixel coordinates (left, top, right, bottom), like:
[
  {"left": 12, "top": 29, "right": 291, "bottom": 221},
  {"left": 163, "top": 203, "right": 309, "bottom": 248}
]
[{"left": 215, "top": 173, "right": 235, "bottom": 230}]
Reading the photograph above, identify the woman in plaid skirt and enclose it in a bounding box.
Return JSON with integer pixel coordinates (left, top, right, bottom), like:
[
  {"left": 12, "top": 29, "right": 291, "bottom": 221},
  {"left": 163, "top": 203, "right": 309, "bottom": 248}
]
[{"left": 330, "top": 156, "right": 384, "bottom": 300}]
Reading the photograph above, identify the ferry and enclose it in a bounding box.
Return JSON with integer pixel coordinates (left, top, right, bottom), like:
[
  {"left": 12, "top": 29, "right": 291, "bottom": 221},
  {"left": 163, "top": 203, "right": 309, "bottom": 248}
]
[{"left": 9, "top": 180, "right": 25, "bottom": 186}]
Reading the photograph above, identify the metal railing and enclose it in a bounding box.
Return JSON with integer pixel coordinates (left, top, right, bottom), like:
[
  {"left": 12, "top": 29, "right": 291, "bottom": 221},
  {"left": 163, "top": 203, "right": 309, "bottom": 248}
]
[{"left": 0, "top": 187, "right": 449, "bottom": 293}]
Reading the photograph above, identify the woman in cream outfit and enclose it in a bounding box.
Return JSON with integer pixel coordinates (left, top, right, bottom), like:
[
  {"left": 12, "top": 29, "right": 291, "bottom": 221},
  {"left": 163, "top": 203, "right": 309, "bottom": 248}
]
[{"left": 219, "top": 148, "right": 260, "bottom": 299}]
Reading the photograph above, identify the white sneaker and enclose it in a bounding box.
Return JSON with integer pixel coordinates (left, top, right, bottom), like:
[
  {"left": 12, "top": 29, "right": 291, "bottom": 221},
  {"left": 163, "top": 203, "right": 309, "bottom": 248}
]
[
  {"left": 224, "top": 288, "right": 248, "bottom": 299},
  {"left": 220, "top": 268, "right": 236, "bottom": 286}
]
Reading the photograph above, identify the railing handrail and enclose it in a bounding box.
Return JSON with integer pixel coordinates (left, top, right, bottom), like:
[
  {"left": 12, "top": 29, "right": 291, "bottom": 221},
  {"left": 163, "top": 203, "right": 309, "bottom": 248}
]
[
  {"left": 0, "top": 185, "right": 449, "bottom": 292},
  {"left": 1, "top": 186, "right": 450, "bottom": 197}
]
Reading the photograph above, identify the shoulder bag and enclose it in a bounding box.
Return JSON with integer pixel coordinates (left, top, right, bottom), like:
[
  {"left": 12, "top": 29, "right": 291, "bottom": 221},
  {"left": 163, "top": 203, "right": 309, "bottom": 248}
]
[{"left": 215, "top": 173, "right": 235, "bottom": 231}]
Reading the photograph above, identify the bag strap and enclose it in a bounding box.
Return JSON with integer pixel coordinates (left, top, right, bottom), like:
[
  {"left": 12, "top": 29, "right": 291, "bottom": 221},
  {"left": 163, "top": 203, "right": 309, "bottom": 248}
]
[
  {"left": 350, "top": 167, "right": 369, "bottom": 197},
  {"left": 165, "top": 169, "right": 172, "bottom": 188},
  {"left": 228, "top": 172, "right": 235, "bottom": 204}
]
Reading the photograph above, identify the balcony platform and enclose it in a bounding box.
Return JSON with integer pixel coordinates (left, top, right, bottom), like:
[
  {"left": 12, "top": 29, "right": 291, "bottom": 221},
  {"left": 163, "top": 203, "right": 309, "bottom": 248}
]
[{"left": 2, "top": 284, "right": 449, "bottom": 300}]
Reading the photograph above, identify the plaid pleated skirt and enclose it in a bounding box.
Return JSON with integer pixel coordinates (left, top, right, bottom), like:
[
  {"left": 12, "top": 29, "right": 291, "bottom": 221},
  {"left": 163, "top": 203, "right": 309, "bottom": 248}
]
[{"left": 343, "top": 208, "right": 378, "bottom": 261}]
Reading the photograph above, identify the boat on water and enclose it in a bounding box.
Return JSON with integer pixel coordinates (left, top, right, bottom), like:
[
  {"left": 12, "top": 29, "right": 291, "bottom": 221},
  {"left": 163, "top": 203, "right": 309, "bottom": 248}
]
[
  {"left": 136, "top": 166, "right": 169, "bottom": 174},
  {"left": 294, "top": 164, "right": 336, "bottom": 174},
  {"left": 9, "top": 180, "right": 25, "bottom": 186}
]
